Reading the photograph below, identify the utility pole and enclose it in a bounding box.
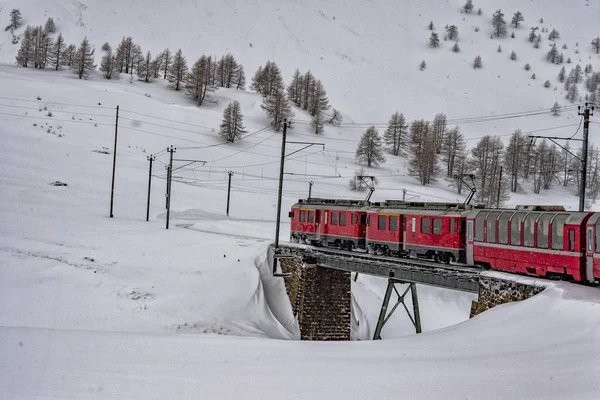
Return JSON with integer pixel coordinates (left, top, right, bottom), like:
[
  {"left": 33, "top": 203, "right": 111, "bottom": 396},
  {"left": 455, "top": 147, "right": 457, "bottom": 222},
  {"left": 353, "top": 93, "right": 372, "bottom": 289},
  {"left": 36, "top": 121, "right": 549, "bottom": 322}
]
[
  {"left": 402, "top": 189, "right": 407, "bottom": 202},
  {"left": 109, "top": 105, "right": 119, "bottom": 218},
  {"left": 274, "top": 119, "right": 290, "bottom": 249},
  {"left": 308, "top": 181, "right": 313, "bottom": 200},
  {"left": 146, "top": 154, "right": 155, "bottom": 222},
  {"left": 226, "top": 171, "right": 233, "bottom": 216},
  {"left": 496, "top": 166, "right": 503, "bottom": 209},
  {"left": 578, "top": 103, "right": 595, "bottom": 212},
  {"left": 166, "top": 146, "right": 176, "bottom": 229},
  {"left": 165, "top": 165, "right": 170, "bottom": 209}
]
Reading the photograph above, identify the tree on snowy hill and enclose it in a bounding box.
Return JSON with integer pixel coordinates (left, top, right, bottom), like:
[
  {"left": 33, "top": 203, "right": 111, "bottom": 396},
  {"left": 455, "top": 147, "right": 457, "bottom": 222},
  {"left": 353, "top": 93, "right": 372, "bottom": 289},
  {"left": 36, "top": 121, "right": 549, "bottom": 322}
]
[
  {"left": 160, "top": 48, "right": 172, "bottom": 79},
  {"left": 440, "top": 127, "right": 466, "bottom": 178},
  {"left": 261, "top": 84, "right": 294, "bottom": 131},
  {"left": 356, "top": 126, "right": 386, "bottom": 168},
  {"left": 432, "top": 113, "right": 447, "bottom": 154},
  {"left": 15, "top": 26, "right": 33, "bottom": 67},
  {"left": 528, "top": 27, "right": 538, "bottom": 42},
  {"left": 167, "top": 49, "right": 188, "bottom": 91},
  {"left": 234, "top": 65, "right": 246, "bottom": 90},
  {"left": 446, "top": 25, "right": 458, "bottom": 40},
  {"left": 287, "top": 69, "right": 303, "bottom": 106},
  {"left": 551, "top": 102, "right": 561, "bottom": 116},
  {"left": 309, "top": 79, "right": 330, "bottom": 117},
  {"left": 592, "top": 38, "right": 600, "bottom": 54},
  {"left": 408, "top": 120, "right": 438, "bottom": 185},
  {"left": 6, "top": 9, "right": 22, "bottom": 32},
  {"left": 49, "top": 33, "right": 66, "bottom": 71},
  {"left": 468, "top": 135, "right": 508, "bottom": 207},
  {"left": 548, "top": 29, "right": 560, "bottom": 41},
  {"left": 491, "top": 10, "right": 507, "bottom": 37},
  {"left": 99, "top": 42, "right": 118, "bottom": 79},
  {"left": 301, "top": 70, "right": 314, "bottom": 111},
  {"left": 16, "top": 26, "right": 53, "bottom": 69},
  {"left": 429, "top": 32, "right": 440, "bottom": 47},
  {"left": 44, "top": 17, "right": 56, "bottom": 33},
  {"left": 71, "top": 37, "right": 95, "bottom": 80},
  {"left": 152, "top": 51, "right": 163, "bottom": 79},
  {"left": 473, "top": 55, "right": 483, "bottom": 68},
  {"left": 137, "top": 51, "right": 154, "bottom": 83},
  {"left": 546, "top": 43, "right": 559, "bottom": 64},
  {"left": 219, "top": 101, "right": 247, "bottom": 143},
  {"left": 452, "top": 42, "right": 460, "bottom": 52},
  {"left": 463, "top": 0, "right": 474, "bottom": 14},
  {"left": 328, "top": 108, "right": 343, "bottom": 125},
  {"left": 505, "top": 130, "right": 526, "bottom": 192},
  {"left": 186, "top": 55, "right": 216, "bottom": 106},
  {"left": 511, "top": 11, "right": 524, "bottom": 28},
  {"left": 251, "top": 61, "right": 284, "bottom": 98},
  {"left": 383, "top": 112, "right": 408, "bottom": 156},
  {"left": 428, "top": 21, "right": 434, "bottom": 30},
  {"left": 310, "top": 108, "right": 325, "bottom": 135}
]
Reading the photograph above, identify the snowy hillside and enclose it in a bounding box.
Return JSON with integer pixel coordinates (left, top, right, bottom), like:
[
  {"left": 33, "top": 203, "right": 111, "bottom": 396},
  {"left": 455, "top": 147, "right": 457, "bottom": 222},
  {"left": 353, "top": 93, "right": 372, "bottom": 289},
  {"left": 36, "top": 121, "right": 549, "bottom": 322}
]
[{"left": 1, "top": 1, "right": 600, "bottom": 398}]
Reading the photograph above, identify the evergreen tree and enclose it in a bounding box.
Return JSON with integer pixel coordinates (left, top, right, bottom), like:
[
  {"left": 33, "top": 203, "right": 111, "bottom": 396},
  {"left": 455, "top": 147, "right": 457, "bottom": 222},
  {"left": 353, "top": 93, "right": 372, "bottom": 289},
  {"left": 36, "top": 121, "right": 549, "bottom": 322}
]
[
  {"left": 429, "top": 32, "right": 440, "bottom": 47},
  {"left": 420, "top": 60, "right": 427, "bottom": 70},
  {"left": 7, "top": 9, "right": 22, "bottom": 32},
  {"left": 167, "top": 49, "right": 187, "bottom": 91},
  {"left": 309, "top": 79, "right": 330, "bottom": 116},
  {"left": 287, "top": 69, "right": 302, "bottom": 106},
  {"left": 50, "top": 32, "right": 66, "bottom": 71},
  {"left": 71, "top": 37, "right": 95, "bottom": 79},
  {"left": 44, "top": 17, "right": 56, "bottom": 33},
  {"left": 65, "top": 44, "right": 76, "bottom": 67},
  {"left": 261, "top": 84, "right": 294, "bottom": 131},
  {"left": 152, "top": 51, "right": 164, "bottom": 79},
  {"left": 432, "top": 113, "right": 447, "bottom": 154},
  {"left": 310, "top": 109, "right": 325, "bottom": 135},
  {"left": 452, "top": 42, "right": 460, "bottom": 52},
  {"left": 548, "top": 29, "right": 560, "bottom": 40},
  {"left": 546, "top": 43, "right": 559, "bottom": 63},
  {"left": 528, "top": 26, "right": 538, "bottom": 42},
  {"left": 355, "top": 126, "right": 386, "bottom": 168},
  {"left": 428, "top": 21, "right": 434, "bottom": 30},
  {"left": 137, "top": 51, "right": 154, "bottom": 83},
  {"left": 99, "top": 42, "right": 118, "bottom": 79},
  {"left": 592, "top": 38, "right": 600, "bottom": 54},
  {"left": 161, "top": 48, "right": 172, "bottom": 79},
  {"left": 186, "top": 55, "right": 216, "bottom": 105},
  {"left": 566, "top": 83, "right": 579, "bottom": 103},
  {"left": 473, "top": 55, "right": 483, "bottom": 68},
  {"left": 511, "top": 11, "right": 524, "bottom": 28},
  {"left": 15, "top": 26, "right": 33, "bottom": 67},
  {"left": 463, "top": 0, "right": 474, "bottom": 13},
  {"left": 234, "top": 65, "right": 246, "bottom": 90},
  {"left": 558, "top": 66, "right": 566, "bottom": 82},
  {"left": 219, "top": 101, "right": 247, "bottom": 143},
  {"left": 491, "top": 9, "right": 507, "bottom": 37},
  {"left": 544, "top": 80, "right": 551, "bottom": 88},
  {"left": 408, "top": 120, "right": 438, "bottom": 185},
  {"left": 510, "top": 51, "right": 517, "bottom": 60},
  {"left": 302, "top": 70, "right": 314, "bottom": 110},
  {"left": 383, "top": 112, "right": 408, "bottom": 156},
  {"left": 440, "top": 127, "right": 466, "bottom": 178},
  {"left": 446, "top": 25, "right": 458, "bottom": 40}
]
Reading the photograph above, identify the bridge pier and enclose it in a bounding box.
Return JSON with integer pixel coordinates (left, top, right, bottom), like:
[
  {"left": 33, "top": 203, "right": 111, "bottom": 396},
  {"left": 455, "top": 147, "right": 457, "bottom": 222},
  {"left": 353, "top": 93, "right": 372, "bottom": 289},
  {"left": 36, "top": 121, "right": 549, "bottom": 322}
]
[{"left": 373, "top": 272, "right": 422, "bottom": 340}]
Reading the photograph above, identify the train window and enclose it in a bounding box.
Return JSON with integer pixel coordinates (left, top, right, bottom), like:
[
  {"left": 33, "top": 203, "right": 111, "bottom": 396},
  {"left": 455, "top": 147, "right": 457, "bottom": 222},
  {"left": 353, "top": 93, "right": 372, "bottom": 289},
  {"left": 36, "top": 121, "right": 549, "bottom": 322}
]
[
  {"left": 486, "top": 212, "right": 499, "bottom": 243},
  {"left": 361, "top": 214, "right": 367, "bottom": 225},
  {"left": 537, "top": 213, "right": 553, "bottom": 249},
  {"left": 332, "top": 212, "right": 339, "bottom": 225},
  {"left": 351, "top": 214, "right": 357, "bottom": 225},
  {"left": 588, "top": 228, "right": 593, "bottom": 252},
  {"left": 569, "top": 229, "right": 575, "bottom": 252},
  {"left": 449, "top": 219, "right": 455, "bottom": 233},
  {"left": 467, "top": 221, "right": 473, "bottom": 240},
  {"left": 510, "top": 213, "right": 525, "bottom": 246},
  {"left": 421, "top": 218, "right": 430, "bottom": 234},
  {"left": 309, "top": 211, "right": 315, "bottom": 223},
  {"left": 433, "top": 218, "right": 442, "bottom": 235},
  {"left": 523, "top": 213, "right": 536, "bottom": 247},
  {"left": 367, "top": 214, "right": 372, "bottom": 227},
  {"left": 498, "top": 212, "right": 510, "bottom": 245},
  {"left": 475, "top": 213, "right": 485, "bottom": 242},
  {"left": 300, "top": 210, "right": 306, "bottom": 223},
  {"left": 340, "top": 212, "right": 347, "bottom": 226},
  {"left": 461, "top": 220, "right": 466, "bottom": 234},
  {"left": 411, "top": 217, "right": 416, "bottom": 233},
  {"left": 378, "top": 215, "right": 386, "bottom": 230},
  {"left": 390, "top": 216, "right": 398, "bottom": 231},
  {"left": 551, "top": 214, "right": 568, "bottom": 250},
  {"left": 324, "top": 211, "right": 328, "bottom": 225}
]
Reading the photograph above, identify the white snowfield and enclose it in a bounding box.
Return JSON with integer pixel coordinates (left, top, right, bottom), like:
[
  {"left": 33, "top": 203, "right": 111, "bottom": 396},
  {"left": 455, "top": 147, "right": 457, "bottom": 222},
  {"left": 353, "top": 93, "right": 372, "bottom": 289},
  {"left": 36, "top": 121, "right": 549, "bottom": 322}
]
[{"left": 1, "top": 0, "right": 600, "bottom": 398}]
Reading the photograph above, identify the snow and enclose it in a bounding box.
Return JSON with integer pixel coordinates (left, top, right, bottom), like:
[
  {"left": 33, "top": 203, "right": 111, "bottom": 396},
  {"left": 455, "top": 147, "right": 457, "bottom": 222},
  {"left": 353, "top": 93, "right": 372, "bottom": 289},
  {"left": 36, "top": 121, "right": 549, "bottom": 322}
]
[{"left": 1, "top": 0, "right": 600, "bottom": 398}]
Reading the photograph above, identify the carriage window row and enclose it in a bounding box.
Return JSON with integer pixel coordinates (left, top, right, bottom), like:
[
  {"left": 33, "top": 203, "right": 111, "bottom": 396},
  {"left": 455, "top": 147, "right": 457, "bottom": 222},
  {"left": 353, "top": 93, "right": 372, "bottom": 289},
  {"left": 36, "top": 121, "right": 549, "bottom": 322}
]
[
  {"left": 474, "top": 212, "right": 570, "bottom": 250},
  {"left": 299, "top": 210, "right": 315, "bottom": 223}
]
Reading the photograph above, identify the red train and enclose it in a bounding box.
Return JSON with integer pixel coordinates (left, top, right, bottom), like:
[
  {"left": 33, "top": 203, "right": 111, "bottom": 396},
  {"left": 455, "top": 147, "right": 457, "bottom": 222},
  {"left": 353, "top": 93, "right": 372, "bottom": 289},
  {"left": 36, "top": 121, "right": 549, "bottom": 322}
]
[{"left": 289, "top": 198, "right": 600, "bottom": 284}]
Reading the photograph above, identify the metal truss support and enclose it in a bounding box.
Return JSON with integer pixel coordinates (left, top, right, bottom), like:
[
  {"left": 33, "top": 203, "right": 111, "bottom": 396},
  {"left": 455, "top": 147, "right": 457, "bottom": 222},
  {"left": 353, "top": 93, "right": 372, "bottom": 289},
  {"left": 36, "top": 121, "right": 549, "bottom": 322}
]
[{"left": 373, "top": 273, "right": 422, "bottom": 340}]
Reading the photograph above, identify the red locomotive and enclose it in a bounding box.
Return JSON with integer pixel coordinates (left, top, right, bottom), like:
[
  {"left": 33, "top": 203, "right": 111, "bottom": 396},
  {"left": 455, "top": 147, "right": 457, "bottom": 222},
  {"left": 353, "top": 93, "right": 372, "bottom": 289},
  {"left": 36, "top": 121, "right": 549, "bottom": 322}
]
[{"left": 289, "top": 198, "right": 600, "bottom": 284}]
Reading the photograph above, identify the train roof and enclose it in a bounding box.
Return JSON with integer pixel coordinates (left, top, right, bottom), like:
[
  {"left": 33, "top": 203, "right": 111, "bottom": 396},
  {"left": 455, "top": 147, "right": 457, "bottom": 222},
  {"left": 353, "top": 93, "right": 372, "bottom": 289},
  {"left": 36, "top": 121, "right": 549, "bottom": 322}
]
[{"left": 464, "top": 208, "right": 592, "bottom": 224}]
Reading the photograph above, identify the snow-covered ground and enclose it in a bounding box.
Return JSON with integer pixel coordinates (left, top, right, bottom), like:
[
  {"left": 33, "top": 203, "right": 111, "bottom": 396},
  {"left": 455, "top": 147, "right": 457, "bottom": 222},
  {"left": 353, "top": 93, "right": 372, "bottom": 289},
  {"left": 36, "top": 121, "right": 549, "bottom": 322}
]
[{"left": 1, "top": 0, "right": 600, "bottom": 397}]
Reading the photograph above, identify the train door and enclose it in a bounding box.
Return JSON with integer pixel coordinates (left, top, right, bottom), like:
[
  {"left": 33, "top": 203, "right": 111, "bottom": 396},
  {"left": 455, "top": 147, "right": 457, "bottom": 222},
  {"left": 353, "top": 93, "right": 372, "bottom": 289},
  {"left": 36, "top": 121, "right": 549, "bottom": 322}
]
[
  {"left": 466, "top": 219, "right": 474, "bottom": 264},
  {"left": 315, "top": 210, "right": 322, "bottom": 240},
  {"left": 402, "top": 215, "right": 407, "bottom": 252},
  {"left": 586, "top": 224, "right": 594, "bottom": 283}
]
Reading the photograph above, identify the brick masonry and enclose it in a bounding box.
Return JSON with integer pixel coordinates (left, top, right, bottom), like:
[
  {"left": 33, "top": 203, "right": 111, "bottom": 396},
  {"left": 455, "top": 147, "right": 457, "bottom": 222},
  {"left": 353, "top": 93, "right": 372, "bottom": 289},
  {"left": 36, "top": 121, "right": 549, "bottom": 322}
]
[
  {"left": 280, "top": 257, "right": 351, "bottom": 341},
  {"left": 470, "top": 275, "right": 546, "bottom": 318}
]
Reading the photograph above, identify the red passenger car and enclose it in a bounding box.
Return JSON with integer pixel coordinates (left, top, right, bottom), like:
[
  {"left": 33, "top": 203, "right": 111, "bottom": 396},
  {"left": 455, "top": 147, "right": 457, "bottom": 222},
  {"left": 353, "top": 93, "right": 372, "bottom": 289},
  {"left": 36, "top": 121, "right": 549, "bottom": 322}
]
[
  {"left": 366, "top": 201, "right": 467, "bottom": 263},
  {"left": 289, "top": 199, "right": 368, "bottom": 250},
  {"left": 465, "top": 205, "right": 593, "bottom": 282},
  {"left": 583, "top": 213, "right": 600, "bottom": 283}
]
